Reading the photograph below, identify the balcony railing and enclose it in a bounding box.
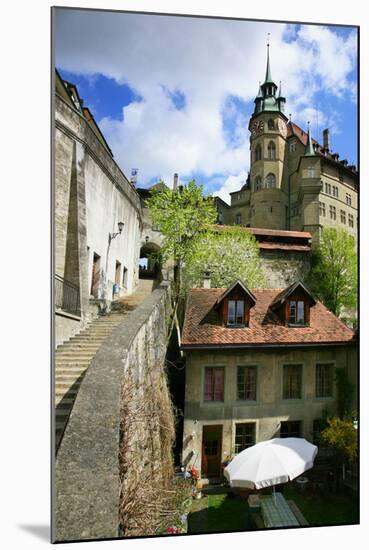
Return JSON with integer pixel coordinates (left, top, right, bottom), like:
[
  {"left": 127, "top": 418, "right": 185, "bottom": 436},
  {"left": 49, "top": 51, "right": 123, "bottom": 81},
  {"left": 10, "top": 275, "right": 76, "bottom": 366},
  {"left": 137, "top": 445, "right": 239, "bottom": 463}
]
[{"left": 55, "top": 274, "right": 81, "bottom": 317}]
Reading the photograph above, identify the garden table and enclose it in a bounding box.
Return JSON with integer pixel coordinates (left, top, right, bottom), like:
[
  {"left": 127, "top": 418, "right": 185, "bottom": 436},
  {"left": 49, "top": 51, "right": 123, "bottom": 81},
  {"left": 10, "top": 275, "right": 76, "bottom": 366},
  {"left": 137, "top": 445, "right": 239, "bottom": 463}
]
[{"left": 260, "top": 492, "right": 300, "bottom": 528}]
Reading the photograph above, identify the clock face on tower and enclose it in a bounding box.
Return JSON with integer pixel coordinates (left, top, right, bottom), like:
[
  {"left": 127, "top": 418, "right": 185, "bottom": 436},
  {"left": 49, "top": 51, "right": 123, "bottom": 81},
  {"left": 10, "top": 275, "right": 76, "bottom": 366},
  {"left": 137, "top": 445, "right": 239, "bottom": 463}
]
[
  {"left": 278, "top": 119, "right": 287, "bottom": 138},
  {"left": 251, "top": 119, "right": 264, "bottom": 136}
]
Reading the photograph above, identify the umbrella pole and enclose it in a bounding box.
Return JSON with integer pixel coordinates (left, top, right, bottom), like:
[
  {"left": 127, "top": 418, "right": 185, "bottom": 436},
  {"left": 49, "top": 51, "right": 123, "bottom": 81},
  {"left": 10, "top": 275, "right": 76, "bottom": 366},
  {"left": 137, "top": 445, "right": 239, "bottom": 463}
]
[{"left": 273, "top": 485, "right": 276, "bottom": 504}]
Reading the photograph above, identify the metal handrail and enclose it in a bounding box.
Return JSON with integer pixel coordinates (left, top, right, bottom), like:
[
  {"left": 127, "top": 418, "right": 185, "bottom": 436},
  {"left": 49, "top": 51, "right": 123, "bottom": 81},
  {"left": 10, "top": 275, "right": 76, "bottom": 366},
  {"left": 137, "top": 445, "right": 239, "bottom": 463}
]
[{"left": 55, "top": 274, "right": 81, "bottom": 316}]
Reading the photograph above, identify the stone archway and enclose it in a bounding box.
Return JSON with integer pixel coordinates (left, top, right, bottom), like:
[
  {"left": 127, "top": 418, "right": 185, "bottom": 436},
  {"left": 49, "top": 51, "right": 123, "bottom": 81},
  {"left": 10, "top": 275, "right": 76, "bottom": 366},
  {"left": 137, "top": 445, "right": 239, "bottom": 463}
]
[{"left": 139, "top": 241, "right": 161, "bottom": 281}]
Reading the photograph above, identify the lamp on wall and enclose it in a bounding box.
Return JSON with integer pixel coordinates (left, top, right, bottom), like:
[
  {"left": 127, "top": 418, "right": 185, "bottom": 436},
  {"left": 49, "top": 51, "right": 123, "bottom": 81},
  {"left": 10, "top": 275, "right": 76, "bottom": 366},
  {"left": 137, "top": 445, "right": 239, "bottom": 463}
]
[
  {"left": 104, "top": 221, "right": 125, "bottom": 306},
  {"left": 109, "top": 221, "right": 125, "bottom": 244}
]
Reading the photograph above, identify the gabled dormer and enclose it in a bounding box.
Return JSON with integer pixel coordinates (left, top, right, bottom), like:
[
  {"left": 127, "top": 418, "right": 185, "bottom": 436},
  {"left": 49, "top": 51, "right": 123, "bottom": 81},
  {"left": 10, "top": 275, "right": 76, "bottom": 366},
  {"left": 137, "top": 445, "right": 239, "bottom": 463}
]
[
  {"left": 270, "top": 281, "right": 316, "bottom": 327},
  {"left": 215, "top": 280, "right": 256, "bottom": 328}
]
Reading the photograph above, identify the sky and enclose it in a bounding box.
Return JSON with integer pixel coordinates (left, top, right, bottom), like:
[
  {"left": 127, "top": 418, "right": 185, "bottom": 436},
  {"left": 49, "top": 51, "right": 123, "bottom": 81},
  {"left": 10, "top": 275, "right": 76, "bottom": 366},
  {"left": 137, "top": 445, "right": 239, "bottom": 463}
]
[{"left": 54, "top": 9, "right": 358, "bottom": 204}]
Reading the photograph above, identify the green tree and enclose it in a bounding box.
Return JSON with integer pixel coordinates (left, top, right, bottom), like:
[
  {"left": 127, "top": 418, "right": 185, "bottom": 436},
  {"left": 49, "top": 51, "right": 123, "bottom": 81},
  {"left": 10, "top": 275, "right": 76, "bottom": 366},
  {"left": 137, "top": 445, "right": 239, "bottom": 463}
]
[
  {"left": 321, "top": 417, "right": 358, "bottom": 463},
  {"left": 182, "top": 226, "right": 264, "bottom": 292},
  {"left": 146, "top": 180, "right": 217, "bottom": 293},
  {"left": 306, "top": 228, "right": 357, "bottom": 317}
]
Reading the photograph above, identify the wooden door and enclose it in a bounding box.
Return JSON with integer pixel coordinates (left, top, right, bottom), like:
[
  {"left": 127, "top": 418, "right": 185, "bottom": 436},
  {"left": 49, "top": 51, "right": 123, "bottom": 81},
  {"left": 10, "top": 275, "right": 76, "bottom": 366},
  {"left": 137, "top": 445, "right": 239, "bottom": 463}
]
[
  {"left": 91, "top": 253, "right": 100, "bottom": 296},
  {"left": 202, "top": 425, "right": 223, "bottom": 477}
]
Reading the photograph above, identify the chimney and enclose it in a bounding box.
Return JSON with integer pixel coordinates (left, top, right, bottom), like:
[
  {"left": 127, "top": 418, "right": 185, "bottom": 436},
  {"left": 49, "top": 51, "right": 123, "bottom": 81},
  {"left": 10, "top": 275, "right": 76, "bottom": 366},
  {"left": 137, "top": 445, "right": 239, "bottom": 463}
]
[
  {"left": 173, "top": 173, "right": 178, "bottom": 190},
  {"left": 323, "top": 128, "right": 330, "bottom": 152},
  {"left": 203, "top": 269, "right": 211, "bottom": 289}
]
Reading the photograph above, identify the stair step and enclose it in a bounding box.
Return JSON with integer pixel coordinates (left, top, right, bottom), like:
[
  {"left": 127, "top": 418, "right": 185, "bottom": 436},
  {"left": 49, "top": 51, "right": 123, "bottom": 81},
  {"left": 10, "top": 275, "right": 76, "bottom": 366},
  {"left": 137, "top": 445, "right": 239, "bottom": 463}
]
[
  {"left": 55, "top": 363, "right": 91, "bottom": 369},
  {"left": 55, "top": 395, "right": 77, "bottom": 406},
  {"left": 55, "top": 369, "right": 87, "bottom": 383},
  {"left": 55, "top": 375, "right": 86, "bottom": 383},
  {"left": 55, "top": 381, "right": 82, "bottom": 391},
  {"left": 57, "top": 342, "right": 100, "bottom": 353},
  {"left": 55, "top": 354, "right": 96, "bottom": 360}
]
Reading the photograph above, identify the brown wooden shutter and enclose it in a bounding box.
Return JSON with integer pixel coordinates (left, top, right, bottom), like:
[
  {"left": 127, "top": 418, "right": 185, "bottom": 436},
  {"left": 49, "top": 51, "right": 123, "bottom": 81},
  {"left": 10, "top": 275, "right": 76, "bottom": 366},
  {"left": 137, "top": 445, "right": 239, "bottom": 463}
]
[{"left": 223, "top": 300, "right": 228, "bottom": 325}]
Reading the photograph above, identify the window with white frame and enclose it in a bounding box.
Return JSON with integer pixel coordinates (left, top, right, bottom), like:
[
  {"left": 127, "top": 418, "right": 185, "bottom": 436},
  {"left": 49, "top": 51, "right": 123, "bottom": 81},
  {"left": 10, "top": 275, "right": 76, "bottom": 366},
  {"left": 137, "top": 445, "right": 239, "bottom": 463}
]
[
  {"left": 234, "top": 423, "right": 256, "bottom": 453},
  {"left": 237, "top": 366, "right": 257, "bottom": 401}
]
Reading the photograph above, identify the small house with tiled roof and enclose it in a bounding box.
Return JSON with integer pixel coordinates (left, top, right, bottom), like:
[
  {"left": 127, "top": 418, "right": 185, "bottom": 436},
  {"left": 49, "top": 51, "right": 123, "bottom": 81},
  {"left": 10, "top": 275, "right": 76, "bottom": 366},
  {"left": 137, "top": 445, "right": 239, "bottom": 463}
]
[
  {"left": 215, "top": 45, "right": 357, "bottom": 244},
  {"left": 181, "top": 279, "right": 357, "bottom": 479}
]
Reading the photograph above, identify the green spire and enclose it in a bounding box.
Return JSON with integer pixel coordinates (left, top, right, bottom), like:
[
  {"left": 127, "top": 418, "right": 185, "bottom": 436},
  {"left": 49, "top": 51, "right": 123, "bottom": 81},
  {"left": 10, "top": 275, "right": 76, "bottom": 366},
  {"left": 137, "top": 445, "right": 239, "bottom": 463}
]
[
  {"left": 264, "top": 44, "right": 274, "bottom": 84},
  {"left": 305, "top": 122, "right": 315, "bottom": 156}
]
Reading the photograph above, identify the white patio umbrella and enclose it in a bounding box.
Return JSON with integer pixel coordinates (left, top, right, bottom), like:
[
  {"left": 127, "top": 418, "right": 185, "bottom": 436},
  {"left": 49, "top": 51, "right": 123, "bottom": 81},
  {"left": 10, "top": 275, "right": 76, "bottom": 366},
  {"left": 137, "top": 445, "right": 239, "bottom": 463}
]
[{"left": 224, "top": 437, "right": 318, "bottom": 495}]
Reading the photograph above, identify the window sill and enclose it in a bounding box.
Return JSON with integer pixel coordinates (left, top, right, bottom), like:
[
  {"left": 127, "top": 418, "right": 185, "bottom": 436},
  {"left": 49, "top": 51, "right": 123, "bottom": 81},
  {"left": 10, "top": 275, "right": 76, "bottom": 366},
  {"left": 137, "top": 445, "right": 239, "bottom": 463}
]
[
  {"left": 226, "top": 324, "right": 246, "bottom": 328},
  {"left": 287, "top": 323, "right": 308, "bottom": 328}
]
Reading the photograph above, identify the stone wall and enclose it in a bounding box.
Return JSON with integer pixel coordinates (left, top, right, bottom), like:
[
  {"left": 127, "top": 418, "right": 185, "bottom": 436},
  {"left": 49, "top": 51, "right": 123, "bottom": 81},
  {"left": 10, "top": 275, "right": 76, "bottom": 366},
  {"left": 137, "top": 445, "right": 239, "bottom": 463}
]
[
  {"left": 259, "top": 249, "right": 311, "bottom": 288},
  {"left": 55, "top": 92, "right": 143, "bottom": 344},
  {"left": 53, "top": 285, "right": 173, "bottom": 542}
]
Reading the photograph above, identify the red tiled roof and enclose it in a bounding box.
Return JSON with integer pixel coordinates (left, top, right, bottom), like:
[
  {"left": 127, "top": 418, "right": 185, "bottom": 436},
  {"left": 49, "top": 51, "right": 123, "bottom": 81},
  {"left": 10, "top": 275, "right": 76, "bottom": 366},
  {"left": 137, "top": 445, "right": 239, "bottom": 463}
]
[
  {"left": 182, "top": 288, "right": 354, "bottom": 348},
  {"left": 246, "top": 227, "right": 311, "bottom": 239},
  {"left": 213, "top": 225, "right": 312, "bottom": 240},
  {"left": 258, "top": 243, "right": 310, "bottom": 251},
  {"left": 287, "top": 121, "right": 357, "bottom": 174}
]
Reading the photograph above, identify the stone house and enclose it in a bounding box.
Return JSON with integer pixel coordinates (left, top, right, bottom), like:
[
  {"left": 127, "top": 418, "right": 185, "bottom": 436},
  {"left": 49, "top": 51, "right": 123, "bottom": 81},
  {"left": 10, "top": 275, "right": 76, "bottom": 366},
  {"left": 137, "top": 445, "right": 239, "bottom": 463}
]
[
  {"left": 215, "top": 46, "right": 358, "bottom": 244},
  {"left": 54, "top": 70, "right": 143, "bottom": 346},
  {"left": 181, "top": 279, "right": 356, "bottom": 478}
]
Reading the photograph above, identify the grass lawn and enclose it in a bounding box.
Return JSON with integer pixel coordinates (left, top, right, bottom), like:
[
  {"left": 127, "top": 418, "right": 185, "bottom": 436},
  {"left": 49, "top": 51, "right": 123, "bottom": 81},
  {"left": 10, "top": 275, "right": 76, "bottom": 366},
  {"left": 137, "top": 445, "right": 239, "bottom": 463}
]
[
  {"left": 187, "top": 485, "right": 358, "bottom": 534},
  {"left": 188, "top": 492, "right": 250, "bottom": 534},
  {"left": 283, "top": 485, "right": 359, "bottom": 526}
]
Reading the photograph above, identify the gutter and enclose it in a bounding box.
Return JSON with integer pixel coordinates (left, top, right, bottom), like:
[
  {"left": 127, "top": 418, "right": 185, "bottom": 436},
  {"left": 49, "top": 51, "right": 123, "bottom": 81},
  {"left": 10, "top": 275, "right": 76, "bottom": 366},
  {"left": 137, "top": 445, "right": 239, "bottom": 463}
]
[{"left": 181, "top": 341, "right": 355, "bottom": 351}]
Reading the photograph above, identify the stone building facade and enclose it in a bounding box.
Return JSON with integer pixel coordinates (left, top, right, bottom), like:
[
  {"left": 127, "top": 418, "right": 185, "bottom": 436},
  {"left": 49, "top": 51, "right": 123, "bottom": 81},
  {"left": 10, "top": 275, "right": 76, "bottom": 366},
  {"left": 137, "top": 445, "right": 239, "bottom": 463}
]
[
  {"left": 54, "top": 70, "right": 142, "bottom": 345},
  {"left": 215, "top": 46, "right": 358, "bottom": 244},
  {"left": 181, "top": 280, "right": 356, "bottom": 478}
]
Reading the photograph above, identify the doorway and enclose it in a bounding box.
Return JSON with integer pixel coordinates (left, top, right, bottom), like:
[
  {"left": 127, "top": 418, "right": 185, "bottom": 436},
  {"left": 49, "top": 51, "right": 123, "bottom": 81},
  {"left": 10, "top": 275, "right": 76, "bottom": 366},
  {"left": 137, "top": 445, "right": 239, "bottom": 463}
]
[
  {"left": 90, "top": 253, "right": 101, "bottom": 297},
  {"left": 201, "top": 425, "right": 223, "bottom": 478}
]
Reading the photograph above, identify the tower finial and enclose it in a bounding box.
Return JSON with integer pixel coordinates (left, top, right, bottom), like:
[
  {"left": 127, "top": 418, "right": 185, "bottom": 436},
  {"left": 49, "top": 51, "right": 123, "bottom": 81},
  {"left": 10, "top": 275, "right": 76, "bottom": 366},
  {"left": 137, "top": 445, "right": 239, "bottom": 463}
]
[
  {"left": 305, "top": 121, "right": 315, "bottom": 156},
  {"left": 264, "top": 35, "right": 273, "bottom": 84}
]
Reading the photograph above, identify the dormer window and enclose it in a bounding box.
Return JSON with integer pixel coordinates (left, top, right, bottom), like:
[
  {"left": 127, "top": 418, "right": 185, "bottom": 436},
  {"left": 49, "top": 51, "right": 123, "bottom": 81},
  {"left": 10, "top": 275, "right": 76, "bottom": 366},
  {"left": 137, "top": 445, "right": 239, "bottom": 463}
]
[
  {"left": 214, "top": 280, "right": 256, "bottom": 329},
  {"left": 270, "top": 281, "right": 316, "bottom": 327},
  {"left": 227, "top": 300, "right": 245, "bottom": 326},
  {"left": 288, "top": 300, "right": 305, "bottom": 325}
]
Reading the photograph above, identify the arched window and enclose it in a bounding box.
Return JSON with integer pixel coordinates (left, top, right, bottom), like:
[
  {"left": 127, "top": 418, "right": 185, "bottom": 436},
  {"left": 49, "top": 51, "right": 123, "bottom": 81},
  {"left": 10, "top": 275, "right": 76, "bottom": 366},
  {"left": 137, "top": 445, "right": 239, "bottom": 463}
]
[
  {"left": 267, "top": 141, "right": 276, "bottom": 160},
  {"left": 255, "top": 144, "right": 262, "bottom": 162},
  {"left": 265, "top": 173, "right": 276, "bottom": 189},
  {"left": 255, "top": 176, "right": 262, "bottom": 191},
  {"left": 268, "top": 119, "right": 275, "bottom": 130}
]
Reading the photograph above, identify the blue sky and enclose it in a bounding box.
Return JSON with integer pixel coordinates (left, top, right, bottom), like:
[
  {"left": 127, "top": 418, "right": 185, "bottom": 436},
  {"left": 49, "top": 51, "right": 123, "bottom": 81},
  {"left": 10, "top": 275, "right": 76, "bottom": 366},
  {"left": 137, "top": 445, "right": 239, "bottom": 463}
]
[{"left": 55, "top": 10, "right": 358, "bottom": 202}]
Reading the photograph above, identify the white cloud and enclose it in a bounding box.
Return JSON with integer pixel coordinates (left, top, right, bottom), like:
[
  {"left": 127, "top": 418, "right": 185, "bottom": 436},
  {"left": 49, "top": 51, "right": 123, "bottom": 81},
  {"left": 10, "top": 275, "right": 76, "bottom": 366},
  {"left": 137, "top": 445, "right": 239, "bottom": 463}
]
[
  {"left": 213, "top": 171, "right": 249, "bottom": 205},
  {"left": 55, "top": 11, "right": 357, "bottom": 194}
]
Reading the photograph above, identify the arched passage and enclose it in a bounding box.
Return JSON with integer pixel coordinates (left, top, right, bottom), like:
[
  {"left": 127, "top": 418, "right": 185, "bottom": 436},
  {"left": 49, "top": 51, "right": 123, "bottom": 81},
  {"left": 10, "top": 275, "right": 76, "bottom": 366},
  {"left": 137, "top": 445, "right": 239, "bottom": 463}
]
[{"left": 139, "top": 241, "right": 161, "bottom": 280}]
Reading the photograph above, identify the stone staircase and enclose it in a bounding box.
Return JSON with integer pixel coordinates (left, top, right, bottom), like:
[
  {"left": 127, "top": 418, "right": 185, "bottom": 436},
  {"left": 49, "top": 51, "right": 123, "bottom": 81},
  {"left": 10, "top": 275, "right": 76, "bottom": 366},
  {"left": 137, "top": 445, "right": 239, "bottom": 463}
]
[{"left": 55, "top": 286, "right": 153, "bottom": 452}]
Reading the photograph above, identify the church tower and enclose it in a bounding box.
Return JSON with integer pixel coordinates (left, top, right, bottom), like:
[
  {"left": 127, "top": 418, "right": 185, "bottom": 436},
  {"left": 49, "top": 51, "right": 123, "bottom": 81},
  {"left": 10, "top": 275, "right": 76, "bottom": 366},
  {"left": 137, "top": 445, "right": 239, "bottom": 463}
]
[{"left": 248, "top": 44, "right": 289, "bottom": 229}]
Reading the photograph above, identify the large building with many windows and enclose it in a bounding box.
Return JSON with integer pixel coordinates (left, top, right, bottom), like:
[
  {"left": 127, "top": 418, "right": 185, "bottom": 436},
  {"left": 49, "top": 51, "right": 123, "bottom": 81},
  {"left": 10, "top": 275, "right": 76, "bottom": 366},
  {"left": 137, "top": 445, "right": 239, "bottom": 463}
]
[
  {"left": 216, "top": 46, "right": 358, "bottom": 244},
  {"left": 181, "top": 279, "right": 356, "bottom": 479}
]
